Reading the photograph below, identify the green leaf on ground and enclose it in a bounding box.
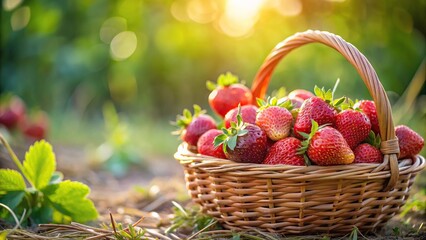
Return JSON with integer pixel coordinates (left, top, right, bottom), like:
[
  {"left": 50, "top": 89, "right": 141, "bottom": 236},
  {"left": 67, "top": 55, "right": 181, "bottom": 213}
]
[
  {"left": 23, "top": 140, "right": 56, "bottom": 190},
  {"left": 0, "top": 169, "right": 26, "bottom": 191},
  {"left": 42, "top": 180, "right": 98, "bottom": 223}
]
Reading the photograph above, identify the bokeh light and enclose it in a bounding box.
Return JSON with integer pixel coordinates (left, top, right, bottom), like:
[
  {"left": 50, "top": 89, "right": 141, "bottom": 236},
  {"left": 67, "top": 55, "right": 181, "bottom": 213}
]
[
  {"left": 11, "top": 6, "right": 30, "bottom": 31},
  {"left": 110, "top": 31, "right": 137, "bottom": 61},
  {"left": 2, "top": 0, "right": 22, "bottom": 11}
]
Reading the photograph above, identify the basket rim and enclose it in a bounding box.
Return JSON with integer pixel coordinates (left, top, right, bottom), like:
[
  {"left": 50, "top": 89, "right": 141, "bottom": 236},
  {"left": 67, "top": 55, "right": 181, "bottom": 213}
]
[{"left": 175, "top": 143, "right": 425, "bottom": 181}]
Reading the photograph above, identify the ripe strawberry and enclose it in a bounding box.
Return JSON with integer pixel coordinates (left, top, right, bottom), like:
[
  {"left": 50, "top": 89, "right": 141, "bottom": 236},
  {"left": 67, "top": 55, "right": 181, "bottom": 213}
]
[
  {"left": 207, "top": 72, "right": 253, "bottom": 118},
  {"left": 214, "top": 114, "right": 267, "bottom": 163},
  {"left": 21, "top": 110, "right": 49, "bottom": 141},
  {"left": 224, "top": 105, "right": 258, "bottom": 128},
  {"left": 288, "top": 89, "right": 315, "bottom": 100},
  {"left": 173, "top": 105, "right": 217, "bottom": 148},
  {"left": 299, "top": 120, "right": 354, "bottom": 166},
  {"left": 263, "top": 137, "right": 305, "bottom": 165},
  {"left": 197, "top": 129, "right": 227, "bottom": 159},
  {"left": 256, "top": 97, "right": 293, "bottom": 141},
  {"left": 293, "top": 96, "right": 336, "bottom": 139},
  {"left": 0, "top": 94, "right": 26, "bottom": 130},
  {"left": 353, "top": 143, "right": 383, "bottom": 163},
  {"left": 335, "top": 109, "right": 371, "bottom": 149},
  {"left": 354, "top": 100, "right": 380, "bottom": 135},
  {"left": 395, "top": 125, "right": 424, "bottom": 159}
]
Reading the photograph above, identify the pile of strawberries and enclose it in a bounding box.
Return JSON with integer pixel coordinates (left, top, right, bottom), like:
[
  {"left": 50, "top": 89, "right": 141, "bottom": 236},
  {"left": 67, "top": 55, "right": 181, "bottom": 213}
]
[{"left": 174, "top": 73, "right": 424, "bottom": 166}]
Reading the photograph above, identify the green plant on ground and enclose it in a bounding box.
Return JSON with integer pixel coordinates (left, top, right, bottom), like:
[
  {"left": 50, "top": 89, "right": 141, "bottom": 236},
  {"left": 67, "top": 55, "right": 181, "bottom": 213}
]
[
  {"left": 0, "top": 135, "right": 98, "bottom": 229},
  {"left": 165, "top": 201, "right": 219, "bottom": 235},
  {"left": 93, "top": 101, "right": 141, "bottom": 177}
]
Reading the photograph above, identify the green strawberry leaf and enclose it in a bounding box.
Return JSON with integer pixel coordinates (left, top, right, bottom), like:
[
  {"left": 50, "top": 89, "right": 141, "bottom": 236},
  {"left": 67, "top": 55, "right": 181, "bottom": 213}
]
[
  {"left": 206, "top": 81, "right": 217, "bottom": 91},
  {"left": 42, "top": 180, "right": 98, "bottom": 223},
  {"left": 314, "top": 85, "right": 322, "bottom": 97},
  {"left": 227, "top": 136, "right": 238, "bottom": 151},
  {"left": 299, "top": 132, "right": 310, "bottom": 140},
  {"left": 333, "top": 97, "right": 346, "bottom": 107},
  {"left": 0, "top": 191, "right": 25, "bottom": 213},
  {"left": 256, "top": 98, "right": 267, "bottom": 108},
  {"left": 49, "top": 172, "right": 63, "bottom": 185},
  {"left": 23, "top": 140, "right": 56, "bottom": 190},
  {"left": 0, "top": 169, "right": 26, "bottom": 191},
  {"left": 331, "top": 78, "right": 340, "bottom": 98},
  {"left": 217, "top": 72, "right": 239, "bottom": 87}
]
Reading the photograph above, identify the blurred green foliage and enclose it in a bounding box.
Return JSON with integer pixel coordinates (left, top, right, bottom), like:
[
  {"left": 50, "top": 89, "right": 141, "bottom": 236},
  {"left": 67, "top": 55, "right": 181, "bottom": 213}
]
[{"left": 1, "top": 0, "right": 425, "bottom": 155}]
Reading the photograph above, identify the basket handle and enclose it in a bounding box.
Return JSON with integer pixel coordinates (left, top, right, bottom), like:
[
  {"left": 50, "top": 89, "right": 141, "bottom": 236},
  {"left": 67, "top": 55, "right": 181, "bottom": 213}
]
[{"left": 251, "top": 30, "right": 400, "bottom": 191}]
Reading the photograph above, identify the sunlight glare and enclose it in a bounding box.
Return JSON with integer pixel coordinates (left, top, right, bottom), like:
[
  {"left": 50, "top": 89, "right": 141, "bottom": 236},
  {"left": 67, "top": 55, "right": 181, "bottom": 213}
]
[
  {"left": 187, "top": 0, "right": 219, "bottom": 24},
  {"left": 218, "top": 0, "right": 265, "bottom": 37}
]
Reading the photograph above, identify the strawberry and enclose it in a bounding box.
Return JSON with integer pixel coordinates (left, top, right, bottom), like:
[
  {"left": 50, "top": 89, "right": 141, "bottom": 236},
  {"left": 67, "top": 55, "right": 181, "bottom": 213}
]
[
  {"left": 263, "top": 137, "right": 305, "bottom": 165},
  {"left": 353, "top": 143, "right": 383, "bottom": 163},
  {"left": 288, "top": 89, "right": 315, "bottom": 100},
  {"left": 299, "top": 120, "right": 354, "bottom": 166},
  {"left": 395, "top": 125, "right": 424, "bottom": 159},
  {"left": 207, "top": 72, "right": 253, "bottom": 118},
  {"left": 256, "top": 97, "right": 293, "bottom": 141},
  {"left": 21, "top": 110, "right": 49, "bottom": 141},
  {"left": 173, "top": 105, "right": 217, "bottom": 148},
  {"left": 335, "top": 109, "right": 371, "bottom": 149},
  {"left": 354, "top": 100, "right": 380, "bottom": 135},
  {"left": 197, "top": 129, "right": 227, "bottom": 159},
  {"left": 224, "top": 105, "right": 258, "bottom": 128},
  {"left": 214, "top": 114, "right": 267, "bottom": 163},
  {"left": 0, "top": 94, "right": 26, "bottom": 130},
  {"left": 293, "top": 85, "right": 345, "bottom": 139}
]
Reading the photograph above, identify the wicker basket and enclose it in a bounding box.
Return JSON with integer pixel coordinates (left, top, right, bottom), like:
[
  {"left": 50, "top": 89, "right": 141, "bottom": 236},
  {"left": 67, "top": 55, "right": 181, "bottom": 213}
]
[{"left": 174, "top": 30, "right": 426, "bottom": 234}]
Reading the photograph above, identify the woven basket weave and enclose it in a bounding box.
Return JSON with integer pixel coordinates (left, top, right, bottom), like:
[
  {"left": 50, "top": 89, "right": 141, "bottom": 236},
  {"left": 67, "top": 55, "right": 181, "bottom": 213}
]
[{"left": 174, "top": 30, "right": 426, "bottom": 234}]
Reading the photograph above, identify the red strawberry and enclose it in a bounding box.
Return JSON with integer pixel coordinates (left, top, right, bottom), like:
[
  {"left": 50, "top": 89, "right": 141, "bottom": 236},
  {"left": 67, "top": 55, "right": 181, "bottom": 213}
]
[
  {"left": 214, "top": 114, "right": 267, "bottom": 163},
  {"left": 21, "top": 110, "right": 49, "bottom": 141},
  {"left": 288, "top": 89, "right": 315, "bottom": 100},
  {"left": 354, "top": 100, "right": 380, "bottom": 135},
  {"left": 224, "top": 105, "right": 258, "bottom": 128},
  {"left": 207, "top": 72, "right": 253, "bottom": 118},
  {"left": 263, "top": 137, "right": 305, "bottom": 165},
  {"left": 197, "top": 129, "right": 227, "bottom": 159},
  {"left": 293, "top": 96, "right": 336, "bottom": 139},
  {"left": 395, "top": 125, "right": 424, "bottom": 159},
  {"left": 256, "top": 97, "right": 293, "bottom": 141},
  {"left": 0, "top": 94, "right": 26, "bottom": 130},
  {"left": 335, "top": 109, "right": 371, "bottom": 149},
  {"left": 299, "top": 121, "right": 354, "bottom": 166},
  {"left": 173, "top": 105, "right": 216, "bottom": 148},
  {"left": 353, "top": 143, "right": 383, "bottom": 163}
]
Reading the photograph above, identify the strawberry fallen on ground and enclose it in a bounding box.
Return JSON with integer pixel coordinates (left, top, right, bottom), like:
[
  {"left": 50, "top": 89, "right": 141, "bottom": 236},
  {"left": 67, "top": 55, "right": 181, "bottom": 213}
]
[{"left": 0, "top": 94, "right": 26, "bottom": 130}]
